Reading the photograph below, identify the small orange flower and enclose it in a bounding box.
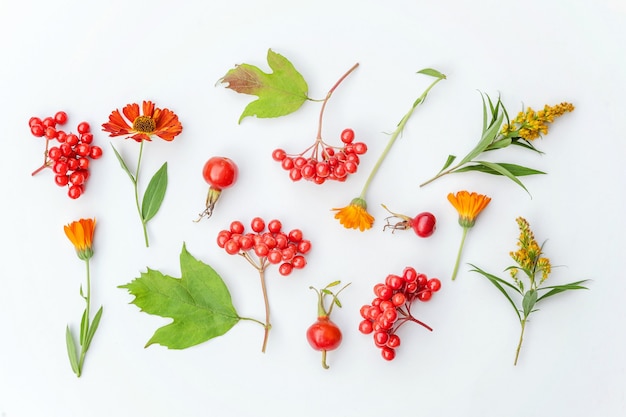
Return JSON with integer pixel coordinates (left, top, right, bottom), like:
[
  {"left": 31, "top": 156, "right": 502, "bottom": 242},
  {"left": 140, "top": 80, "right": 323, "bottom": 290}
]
[
  {"left": 332, "top": 198, "right": 374, "bottom": 231},
  {"left": 64, "top": 218, "right": 96, "bottom": 260},
  {"left": 102, "top": 100, "right": 182, "bottom": 142},
  {"left": 448, "top": 191, "right": 491, "bottom": 280},
  {"left": 447, "top": 190, "right": 491, "bottom": 228}
]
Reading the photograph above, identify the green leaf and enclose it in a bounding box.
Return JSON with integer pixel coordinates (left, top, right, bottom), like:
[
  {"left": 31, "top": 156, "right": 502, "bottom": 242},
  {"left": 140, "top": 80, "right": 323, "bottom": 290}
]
[
  {"left": 469, "top": 264, "right": 522, "bottom": 322},
  {"left": 417, "top": 68, "right": 446, "bottom": 79},
  {"left": 458, "top": 111, "right": 504, "bottom": 166},
  {"left": 522, "top": 289, "right": 537, "bottom": 317},
  {"left": 110, "top": 144, "right": 135, "bottom": 183},
  {"left": 455, "top": 162, "right": 546, "bottom": 177},
  {"left": 141, "top": 162, "right": 168, "bottom": 223},
  {"left": 536, "top": 280, "right": 589, "bottom": 302},
  {"left": 79, "top": 308, "right": 88, "bottom": 346},
  {"left": 511, "top": 138, "right": 544, "bottom": 154},
  {"left": 66, "top": 326, "right": 80, "bottom": 376},
  {"left": 437, "top": 154, "right": 457, "bottom": 174},
  {"left": 219, "top": 49, "right": 309, "bottom": 123},
  {"left": 119, "top": 243, "right": 240, "bottom": 349},
  {"left": 485, "top": 137, "right": 512, "bottom": 150},
  {"left": 461, "top": 160, "right": 532, "bottom": 195},
  {"left": 84, "top": 306, "right": 103, "bottom": 351},
  {"left": 325, "top": 280, "right": 341, "bottom": 288}
]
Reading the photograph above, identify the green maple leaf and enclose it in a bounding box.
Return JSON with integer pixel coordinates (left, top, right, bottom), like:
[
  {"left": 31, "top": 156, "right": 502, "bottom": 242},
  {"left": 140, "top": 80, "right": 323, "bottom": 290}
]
[
  {"left": 119, "top": 243, "right": 240, "bottom": 349},
  {"left": 219, "top": 48, "right": 309, "bottom": 123}
]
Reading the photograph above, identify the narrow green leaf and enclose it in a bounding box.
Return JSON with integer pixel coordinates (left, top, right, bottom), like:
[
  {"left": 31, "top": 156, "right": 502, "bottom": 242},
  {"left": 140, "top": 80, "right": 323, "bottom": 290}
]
[
  {"left": 79, "top": 309, "right": 88, "bottom": 346},
  {"left": 65, "top": 326, "right": 80, "bottom": 376},
  {"left": 325, "top": 280, "right": 341, "bottom": 288},
  {"left": 84, "top": 306, "right": 103, "bottom": 351},
  {"left": 480, "top": 92, "right": 488, "bottom": 133},
  {"left": 536, "top": 280, "right": 589, "bottom": 302},
  {"left": 511, "top": 139, "right": 544, "bottom": 154},
  {"left": 458, "top": 111, "right": 504, "bottom": 166},
  {"left": 110, "top": 144, "right": 135, "bottom": 182},
  {"left": 321, "top": 289, "right": 333, "bottom": 295},
  {"left": 522, "top": 289, "right": 537, "bottom": 317},
  {"left": 438, "top": 154, "right": 457, "bottom": 174},
  {"left": 455, "top": 162, "right": 546, "bottom": 177},
  {"left": 466, "top": 160, "right": 532, "bottom": 195},
  {"left": 334, "top": 298, "right": 342, "bottom": 308},
  {"left": 469, "top": 265, "right": 522, "bottom": 322},
  {"left": 485, "top": 137, "right": 512, "bottom": 150},
  {"left": 141, "top": 162, "right": 168, "bottom": 223},
  {"left": 417, "top": 68, "right": 446, "bottom": 79}
]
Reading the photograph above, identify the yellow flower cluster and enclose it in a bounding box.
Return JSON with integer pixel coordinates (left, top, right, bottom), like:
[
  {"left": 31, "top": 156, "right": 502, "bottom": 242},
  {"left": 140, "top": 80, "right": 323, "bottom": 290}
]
[
  {"left": 509, "top": 217, "right": 551, "bottom": 284},
  {"left": 501, "top": 102, "right": 574, "bottom": 141}
]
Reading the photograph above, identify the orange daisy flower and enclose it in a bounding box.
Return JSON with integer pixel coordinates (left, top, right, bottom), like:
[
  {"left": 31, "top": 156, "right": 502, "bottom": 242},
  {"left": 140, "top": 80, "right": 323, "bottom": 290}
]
[
  {"left": 102, "top": 100, "right": 182, "bottom": 142},
  {"left": 332, "top": 197, "right": 374, "bottom": 231},
  {"left": 447, "top": 191, "right": 491, "bottom": 280},
  {"left": 64, "top": 218, "right": 96, "bottom": 261},
  {"left": 447, "top": 190, "right": 492, "bottom": 228}
]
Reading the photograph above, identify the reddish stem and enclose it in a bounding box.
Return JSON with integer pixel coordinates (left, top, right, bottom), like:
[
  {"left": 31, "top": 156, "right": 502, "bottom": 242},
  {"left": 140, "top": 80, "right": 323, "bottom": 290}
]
[{"left": 315, "top": 63, "right": 359, "bottom": 140}]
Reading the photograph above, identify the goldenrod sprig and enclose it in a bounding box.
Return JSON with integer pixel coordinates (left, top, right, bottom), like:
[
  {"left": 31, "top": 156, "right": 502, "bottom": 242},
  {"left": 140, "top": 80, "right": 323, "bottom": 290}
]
[
  {"left": 420, "top": 94, "right": 574, "bottom": 194},
  {"left": 470, "top": 217, "right": 588, "bottom": 365}
]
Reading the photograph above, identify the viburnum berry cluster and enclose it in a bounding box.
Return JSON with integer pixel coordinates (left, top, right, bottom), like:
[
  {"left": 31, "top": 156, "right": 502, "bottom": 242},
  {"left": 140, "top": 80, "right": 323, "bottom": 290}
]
[
  {"left": 269, "top": 62, "right": 366, "bottom": 184},
  {"left": 29, "top": 111, "right": 103, "bottom": 199},
  {"left": 358, "top": 267, "right": 441, "bottom": 361},
  {"left": 217, "top": 217, "right": 311, "bottom": 352},
  {"left": 272, "top": 128, "right": 367, "bottom": 183}
]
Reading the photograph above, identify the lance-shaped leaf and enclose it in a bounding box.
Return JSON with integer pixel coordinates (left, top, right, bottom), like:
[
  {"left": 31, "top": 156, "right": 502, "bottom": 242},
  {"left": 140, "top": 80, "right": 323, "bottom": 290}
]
[
  {"left": 119, "top": 243, "right": 240, "bottom": 349},
  {"left": 219, "top": 49, "right": 309, "bottom": 123},
  {"left": 141, "top": 162, "right": 168, "bottom": 223},
  {"left": 454, "top": 162, "right": 546, "bottom": 177}
]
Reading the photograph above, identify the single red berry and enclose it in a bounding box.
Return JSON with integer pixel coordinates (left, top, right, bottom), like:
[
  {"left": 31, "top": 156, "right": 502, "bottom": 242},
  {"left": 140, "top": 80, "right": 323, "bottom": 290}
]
[
  {"left": 387, "top": 334, "right": 401, "bottom": 349},
  {"left": 352, "top": 142, "right": 368, "bottom": 155},
  {"left": 45, "top": 126, "right": 57, "bottom": 139},
  {"left": 272, "top": 148, "right": 286, "bottom": 161},
  {"left": 89, "top": 146, "right": 103, "bottom": 159},
  {"left": 267, "top": 219, "right": 282, "bottom": 233},
  {"left": 224, "top": 239, "right": 241, "bottom": 255},
  {"left": 417, "top": 290, "right": 432, "bottom": 302},
  {"left": 230, "top": 220, "right": 245, "bottom": 234},
  {"left": 54, "top": 111, "right": 68, "bottom": 125},
  {"left": 359, "top": 319, "right": 374, "bottom": 334},
  {"left": 80, "top": 133, "right": 94, "bottom": 144},
  {"left": 75, "top": 143, "right": 90, "bottom": 157},
  {"left": 381, "top": 346, "right": 396, "bottom": 361},
  {"left": 48, "top": 147, "right": 62, "bottom": 161},
  {"left": 69, "top": 171, "right": 86, "bottom": 186},
  {"left": 77, "top": 121, "right": 90, "bottom": 134},
  {"left": 307, "top": 317, "right": 342, "bottom": 351},
  {"left": 67, "top": 185, "right": 83, "bottom": 199},
  {"left": 340, "top": 128, "right": 355, "bottom": 144},
  {"left": 28, "top": 117, "right": 42, "bottom": 128},
  {"left": 297, "top": 239, "right": 312, "bottom": 254},
  {"left": 291, "top": 255, "right": 306, "bottom": 269},
  {"left": 427, "top": 278, "right": 442, "bottom": 292},
  {"left": 54, "top": 174, "right": 69, "bottom": 187},
  {"left": 278, "top": 262, "right": 293, "bottom": 276},
  {"left": 288, "top": 229, "right": 303, "bottom": 243},
  {"left": 42, "top": 117, "right": 56, "bottom": 128},
  {"left": 65, "top": 134, "right": 79, "bottom": 146},
  {"left": 30, "top": 125, "right": 45, "bottom": 137},
  {"left": 251, "top": 217, "right": 265, "bottom": 233},
  {"left": 412, "top": 212, "right": 436, "bottom": 238}
]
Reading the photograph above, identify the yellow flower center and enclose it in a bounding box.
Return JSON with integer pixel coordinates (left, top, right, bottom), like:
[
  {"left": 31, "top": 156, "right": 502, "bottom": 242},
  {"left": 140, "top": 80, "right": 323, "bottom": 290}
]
[{"left": 132, "top": 116, "right": 156, "bottom": 133}]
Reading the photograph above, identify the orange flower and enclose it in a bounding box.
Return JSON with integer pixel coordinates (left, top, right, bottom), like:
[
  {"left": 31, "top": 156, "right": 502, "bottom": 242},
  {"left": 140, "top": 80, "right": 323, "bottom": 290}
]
[
  {"left": 102, "top": 100, "right": 182, "bottom": 142},
  {"left": 64, "top": 218, "right": 96, "bottom": 260},
  {"left": 448, "top": 191, "right": 491, "bottom": 280},
  {"left": 447, "top": 190, "right": 491, "bottom": 228},
  {"left": 332, "top": 198, "right": 374, "bottom": 231}
]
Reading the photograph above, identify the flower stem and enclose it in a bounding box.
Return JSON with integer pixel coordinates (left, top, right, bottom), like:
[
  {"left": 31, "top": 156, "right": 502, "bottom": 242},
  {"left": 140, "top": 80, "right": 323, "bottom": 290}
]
[
  {"left": 77, "top": 259, "right": 92, "bottom": 375},
  {"left": 514, "top": 317, "right": 527, "bottom": 366},
  {"left": 133, "top": 141, "right": 149, "bottom": 247},
  {"left": 316, "top": 63, "right": 359, "bottom": 140},
  {"left": 451, "top": 226, "right": 469, "bottom": 280},
  {"left": 358, "top": 75, "right": 445, "bottom": 200}
]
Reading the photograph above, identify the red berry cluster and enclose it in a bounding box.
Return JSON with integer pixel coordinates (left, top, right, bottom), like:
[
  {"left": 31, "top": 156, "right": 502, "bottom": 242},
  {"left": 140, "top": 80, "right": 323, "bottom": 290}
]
[
  {"left": 358, "top": 267, "right": 441, "bottom": 361},
  {"left": 29, "top": 111, "right": 103, "bottom": 199},
  {"left": 217, "top": 217, "right": 312, "bottom": 276},
  {"left": 272, "top": 128, "right": 367, "bottom": 184}
]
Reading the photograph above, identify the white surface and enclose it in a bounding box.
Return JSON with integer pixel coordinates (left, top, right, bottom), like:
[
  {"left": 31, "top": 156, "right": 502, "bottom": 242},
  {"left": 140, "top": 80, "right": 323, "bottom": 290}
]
[{"left": 1, "top": 0, "right": 625, "bottom": 416}]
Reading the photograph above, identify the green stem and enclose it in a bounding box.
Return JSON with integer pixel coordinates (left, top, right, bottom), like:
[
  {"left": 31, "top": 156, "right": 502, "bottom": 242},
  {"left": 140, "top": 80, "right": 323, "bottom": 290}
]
[
  {"left": 514, "top": 317, "right": 527, "bottom": 365},
  {"left": 133, "top": 141, "right": 149, "bottom": 247},
  {"left": 358, "top": 75, "right": 445, "bottom": 200},
  {"left": 451, "top": 226, "right": 469, "bottom": 280},
  {"left": 258, "top": 267, "right": 271, "bottom": 353},
  {"left": 77, "top": 259, "right": 91, "bottom": 376}
]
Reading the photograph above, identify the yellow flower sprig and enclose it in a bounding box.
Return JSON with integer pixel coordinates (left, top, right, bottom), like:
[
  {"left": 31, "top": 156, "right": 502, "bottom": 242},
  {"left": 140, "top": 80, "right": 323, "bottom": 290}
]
[
  {"left": 470, "top": 217, "right": 589, "bottom": 365},
  {"left": 64, "top": 218, "right": 103, "bottom": 377},
  {"left": 333, "top": 68, "right": 446, "bottom": 231},
  {"left": 448, "top": 190, "right": 491, "bottom": 280},
  {"left": 420, "top": 95, "right": 574, "bottom": 194}
]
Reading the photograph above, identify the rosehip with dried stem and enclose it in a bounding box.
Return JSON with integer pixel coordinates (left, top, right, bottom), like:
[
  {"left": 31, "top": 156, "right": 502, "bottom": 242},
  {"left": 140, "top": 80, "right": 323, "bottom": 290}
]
[
  {"left": 381, "top": 204, "right": 436, "bottom": 238},
  {"left": 196, "top": 156, "right": 238, "bottom": 221}
]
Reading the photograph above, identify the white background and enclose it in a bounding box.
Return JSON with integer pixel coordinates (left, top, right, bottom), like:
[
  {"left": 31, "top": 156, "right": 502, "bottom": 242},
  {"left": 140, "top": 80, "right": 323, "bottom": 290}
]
[{"left": 1, "top": 0, "right": 625, "bottom": 416}]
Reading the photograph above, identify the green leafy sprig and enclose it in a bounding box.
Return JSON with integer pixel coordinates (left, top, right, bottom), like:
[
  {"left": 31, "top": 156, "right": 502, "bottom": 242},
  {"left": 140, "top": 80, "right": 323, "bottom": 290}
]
[
  {"left": 420, "top": 94, "right": 571, "bottom": 194},
  {"left": 111, "top": 143, "right": 167, "bottom": 248},
  {"left": 470, "top": 217, "right": 588, "bottom": 365}
]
